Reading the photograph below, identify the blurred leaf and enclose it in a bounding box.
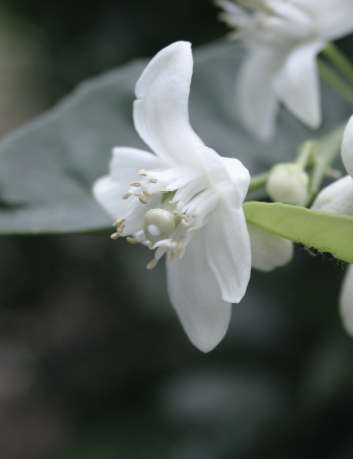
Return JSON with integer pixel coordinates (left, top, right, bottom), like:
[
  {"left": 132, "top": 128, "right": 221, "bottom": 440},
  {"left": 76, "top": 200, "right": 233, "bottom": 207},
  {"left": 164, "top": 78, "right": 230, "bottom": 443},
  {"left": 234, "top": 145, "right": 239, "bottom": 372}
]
[
  {"left": 244, "top": 201, "right": 353, "bottom": 263},
  {"left": 0, "top": 40, "right": 351, "bottom": 234}
]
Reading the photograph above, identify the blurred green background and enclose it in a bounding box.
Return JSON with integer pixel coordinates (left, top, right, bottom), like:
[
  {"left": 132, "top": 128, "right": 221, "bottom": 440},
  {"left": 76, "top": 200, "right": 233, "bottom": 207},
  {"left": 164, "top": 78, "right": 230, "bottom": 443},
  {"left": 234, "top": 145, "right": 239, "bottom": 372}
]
[{"left": 0, "top": 1, "right": 353, "bottom": 458}]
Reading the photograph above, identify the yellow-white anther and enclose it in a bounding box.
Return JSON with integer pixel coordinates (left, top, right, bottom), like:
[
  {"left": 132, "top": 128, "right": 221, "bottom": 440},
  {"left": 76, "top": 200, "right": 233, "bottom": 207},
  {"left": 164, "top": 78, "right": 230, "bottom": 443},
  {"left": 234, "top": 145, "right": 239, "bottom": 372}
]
[
  {"left": 159, "top": 189, "right": 169, "bottom": 193},
  {"left": 111, "top": 232, "right": 120, "bottom": 240},
  {"left": 139, "top": 197, "right": 148, "bottom": 204},
  {"left": 149, "top": 178, "right": 158, "bottom": 183},
  {"left": 130, "top": 182, "right": 141, "bottom": 187},
  {"left": 266, "top": 163, "right": 309, "bottom": 205},
  {"left": 138, "top": 170, "right": 148, "bottom": 176},
  {"left": 187, "top": 226, "right": 199, "bottom": 234},
  {"left": 133, "top": 192, "right": 142, "bottom": 197},
  {"left": 143, "top": 208, "right": 177, "bottom": 244},
  {"left": 113, "top": 217, "right": 125, "bottom": 227},
  {"left": 143, "top": 191, "right": 151, "bottom": 197},
  {"left": 146, "top": 258, "right": 158, "bottom": 270},
  {"left": 127, "top": 237, "right": 138, "bottom": 244},
  {"left": 122, "top": 192, "right": 131, "bottom": 199}
]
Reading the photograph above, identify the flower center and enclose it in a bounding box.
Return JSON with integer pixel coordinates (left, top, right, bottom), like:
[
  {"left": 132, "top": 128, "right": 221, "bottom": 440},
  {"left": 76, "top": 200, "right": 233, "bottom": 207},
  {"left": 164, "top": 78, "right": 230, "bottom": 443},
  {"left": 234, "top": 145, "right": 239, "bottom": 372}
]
[{"left": 111, "top": 164, "right": 219, "bottom": 269}]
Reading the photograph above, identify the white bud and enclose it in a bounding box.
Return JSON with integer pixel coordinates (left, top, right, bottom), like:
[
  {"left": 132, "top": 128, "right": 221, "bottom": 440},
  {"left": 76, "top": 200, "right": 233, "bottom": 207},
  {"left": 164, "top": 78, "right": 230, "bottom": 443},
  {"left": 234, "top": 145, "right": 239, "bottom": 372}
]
[
  {"left": 143, "top": 208, "right": 177, "bottom": 244},
  {"left": 339, "top": 264, "right": 353, "bottom": 336},
  {"left": 341, "top": 115, "right": 353, "bottom": 178},
  {"left": 311, "top": 175, "right": 353, "bottom": 216},
  {"left": 266, "top": 163, "right": 309, "bottom": 205},
  {"left": 247, "top": 224, "right": 293, "bottom": 272}
]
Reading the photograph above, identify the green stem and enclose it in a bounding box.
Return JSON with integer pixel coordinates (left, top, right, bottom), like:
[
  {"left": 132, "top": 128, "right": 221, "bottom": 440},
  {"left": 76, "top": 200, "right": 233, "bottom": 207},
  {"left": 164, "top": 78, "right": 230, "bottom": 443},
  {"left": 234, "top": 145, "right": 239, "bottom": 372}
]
[
  {"left": 302, "top": 121, "right": 347, "bottom": 207},
  {"left": 295, "top": 140, "right": 316, "bottom": 169},
  {"left": 321, "top": 42, "right": 353, "bottom": 87},
  {"left": 317, "top": 58, "right": 353, "bottom": 106},
  {"left": 248, "top": 171, "right": 269, "bottom": 193}
]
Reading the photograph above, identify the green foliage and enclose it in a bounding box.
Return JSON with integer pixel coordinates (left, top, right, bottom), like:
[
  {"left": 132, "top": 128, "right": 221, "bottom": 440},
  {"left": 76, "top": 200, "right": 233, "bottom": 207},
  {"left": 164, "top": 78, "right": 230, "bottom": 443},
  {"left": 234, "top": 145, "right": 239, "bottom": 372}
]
[
  {"left": 0, "top": 40, "right": 351, "bottom": 234},
  {"left": 244, "top": 202, "right": 353, "bottom": 263}
]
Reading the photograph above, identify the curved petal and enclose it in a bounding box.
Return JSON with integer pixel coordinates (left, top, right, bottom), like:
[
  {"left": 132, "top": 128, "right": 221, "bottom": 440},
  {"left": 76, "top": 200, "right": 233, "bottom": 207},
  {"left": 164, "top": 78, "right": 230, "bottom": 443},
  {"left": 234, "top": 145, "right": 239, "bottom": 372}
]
[
  {"left": 166, "top": 230, "right": 232, "bottom": 353},
  {"left": 339, "top": 264, "right": 353, "bottom": 336},
  {"left": 133, "top": 41, "right": 204, "bottom": 166},
  {"left": 110, "top": 147, "right": 164, "bottom": 183},
  {"left": 299, "top": 0, "right": 353, "bottom": 40},
  {"left": 311, "top": 175, "right": 353, "bottom": 216},
  {"left": 247, "top": 224, "right": 293, "bottom": 272},
  {"left": 236, "top": 45, "right": 285, "bottom": 142},
  {"left": 341, "top": 115, "right": 353, "bottom": 178},
  {"left": 273, "top": 40, "right": 325, "bottom": 129},
  {"left": 204, "top": 202, "right": 251, "bottom": 303},
  {"left": 196, "top": 147, "right": 250, "bottom": 210},
  {"left": 93, "top": 175, "right": 128, "bottom": 219}
]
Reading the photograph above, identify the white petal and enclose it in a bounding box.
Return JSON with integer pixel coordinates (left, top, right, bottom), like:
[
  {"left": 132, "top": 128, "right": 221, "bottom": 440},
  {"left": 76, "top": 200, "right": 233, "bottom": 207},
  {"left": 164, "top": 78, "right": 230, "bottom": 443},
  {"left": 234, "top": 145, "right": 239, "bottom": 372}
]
[
  {"left": 311, "top": 175, "right": 353, "bottom": 216},
  {"left": 204, "top": 202, "right": 251, "bottom": 303},
  {"left": 133, "top": 41, "right": 204, "bottom": 166},
  {"left": 247, "top": 224, "right": 293, "bottom": 272},
  {"left": 110, "top": 147, "right": 164, "bottom": 183},
  {"left": 273, "top": 40, "right": 325, "bottom": 129},
  {"left": 195, "top": 147, "right": 250, "bottom": 210},
  {"left": 307, "top": 0, "right": 353, "bottom": 40},
  {"left": 93, "top": 175, "right": 128, "bottom": 219},
  {"left": 339, "top": 264, "right": 353, "bottom": 336},
  {"left": 236, "top": 45, "right": 285, "bottom": 142},
  {"left": 341, "top": 115, "right": 353, "bottom": 179},
  {"left": 166, "top": 230, "right": 231, "bottom": 353},
  {"left": 93, "top": 147, "right": 164, "bottom": 220}
]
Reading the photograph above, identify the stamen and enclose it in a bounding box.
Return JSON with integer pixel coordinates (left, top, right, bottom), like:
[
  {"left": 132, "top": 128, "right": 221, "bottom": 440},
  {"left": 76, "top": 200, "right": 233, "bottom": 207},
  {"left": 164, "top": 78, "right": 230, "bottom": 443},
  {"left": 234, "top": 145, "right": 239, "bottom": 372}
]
[
  {"left": 149, "top": 178, "right": 158, "bottom": 183},
  {"left": 138, "top": 170, "right": 148, "bottom": 176},
  {"left": 149, "top": 241, "right": 154, "bottom": 250},
  {"left": 187, "top": 225, "right": 199, "bottom": 234},
  {"left": 113, "top": 217, "right": 125, "bottom": 227},
  {"left": 159, "top": 189, "right": 169, "bottom": 193},
  {"left": 178, "top": 235, "right": 186, "bottom": 249},
  {"left": 133, "top": 192, "right": 142, "bottom": 197},
  {"left": 147, "top": 258, "right": 158, "bottom": 270},
  {"left": 139, "top": 197, "right": 148, "bottom": 204},
  {"left": 143, "top": 190, "right": 151, "bottom": 197},
  {"left": 111, "top": 232, "right": 120, "bottom": 240},
  {"left": 179, "top": 220, "right": 189, "bottom": 228},
  {"left": 168, "top": 201, "right": 174, "bottom": 206},
  {"left": 127, "top": 237, "right": 138, "bottom": 244},
  {"left": 122, "top": 192, "right": 131, "bottom": 200},
  {"left": 177, "top": 247, "right": 185, "bottom": 259},
  {"left": 130, "top": 182, "right": 141, "bottom": 187}
]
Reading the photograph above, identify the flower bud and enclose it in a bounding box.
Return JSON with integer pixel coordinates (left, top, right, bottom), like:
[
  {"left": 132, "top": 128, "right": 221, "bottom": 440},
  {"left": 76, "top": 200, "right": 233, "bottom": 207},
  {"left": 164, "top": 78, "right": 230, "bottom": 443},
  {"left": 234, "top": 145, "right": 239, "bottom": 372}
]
[
  {"left": 143, "top": 208, "right": 177, "bottom": 244},
  {"left": 266, "top": 163, "right": 309, "bottom": 205},
  {"left": 247, "top": 224, "right": 293, "bottom": 272},
  {"left": 311, "top": 174, "right": 353, "bottom": 216}
]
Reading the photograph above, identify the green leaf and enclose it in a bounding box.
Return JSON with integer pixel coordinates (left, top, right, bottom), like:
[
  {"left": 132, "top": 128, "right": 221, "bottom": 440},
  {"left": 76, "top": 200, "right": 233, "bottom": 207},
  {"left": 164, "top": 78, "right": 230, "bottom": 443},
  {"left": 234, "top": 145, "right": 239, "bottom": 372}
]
[
  {"left": 0, "top": 39, "right": 351, "bottom": 234},
  {"left": 244, "top": 201, "right": 353, "bottom": 263}
]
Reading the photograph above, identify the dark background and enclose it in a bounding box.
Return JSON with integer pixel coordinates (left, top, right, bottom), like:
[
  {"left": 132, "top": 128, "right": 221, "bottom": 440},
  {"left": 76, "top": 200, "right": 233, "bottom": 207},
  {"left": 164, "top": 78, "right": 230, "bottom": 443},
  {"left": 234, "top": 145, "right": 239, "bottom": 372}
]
[{"left": 0, "top": 1, "right": 353, "bottom": 458}]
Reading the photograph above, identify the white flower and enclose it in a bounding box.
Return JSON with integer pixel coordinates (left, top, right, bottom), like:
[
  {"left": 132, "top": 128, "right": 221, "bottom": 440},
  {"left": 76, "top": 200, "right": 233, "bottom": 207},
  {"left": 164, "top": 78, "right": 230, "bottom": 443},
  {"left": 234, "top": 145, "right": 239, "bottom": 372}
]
[
  {"left": 93, "top": 42, "right": 252, "bottom": 352},
  {"left": 217, "top": 0, "right": 353, "bottom": 141},
  {"left": 311, "top": 115, "right": 353, "bottom": 337},
  {"left": 266, "top": 162, "right": 309, "bottom": 205},
  {"left": 340, "top": 264, "right": 353, "bottom": 336}
]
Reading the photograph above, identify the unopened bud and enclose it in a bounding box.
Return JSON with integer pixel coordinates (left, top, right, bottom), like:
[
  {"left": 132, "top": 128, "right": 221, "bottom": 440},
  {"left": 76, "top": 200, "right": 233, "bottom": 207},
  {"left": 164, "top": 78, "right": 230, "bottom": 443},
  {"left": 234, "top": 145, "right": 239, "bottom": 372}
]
[{"left": 266, "top": 163, "right": 309, "bottom": 205}]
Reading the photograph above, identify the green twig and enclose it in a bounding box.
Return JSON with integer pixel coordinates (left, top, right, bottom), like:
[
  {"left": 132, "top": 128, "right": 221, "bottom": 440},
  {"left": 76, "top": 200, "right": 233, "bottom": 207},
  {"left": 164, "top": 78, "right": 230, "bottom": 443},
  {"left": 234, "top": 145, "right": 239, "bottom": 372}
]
[
  {"left": 321, "top": 42, "right": 353, "bottom": 87},
  {"left": 317, "top": 58, "right": 353, "bottom": 106},
  {"left": 248, "top": 171, "right": 269, "bottom": 193}
]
